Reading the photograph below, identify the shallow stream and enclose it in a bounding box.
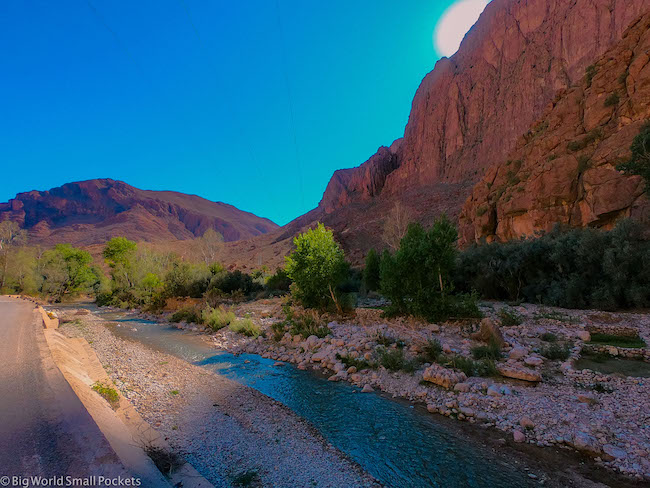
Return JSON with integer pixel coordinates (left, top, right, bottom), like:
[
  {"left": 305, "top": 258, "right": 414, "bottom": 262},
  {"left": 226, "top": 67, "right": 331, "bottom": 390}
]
[{"left": 82, "top": 306, "right": 599, "bottom": 488}]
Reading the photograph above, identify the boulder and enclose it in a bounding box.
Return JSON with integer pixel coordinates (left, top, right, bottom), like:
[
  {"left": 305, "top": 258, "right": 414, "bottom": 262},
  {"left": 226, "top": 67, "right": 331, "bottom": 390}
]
[
  {"left": 508, "top": 346, "right": 528, "bottom": 360},
  {"left": 453, "top": 382, "right": 471, "bottom": 393},
  {"left": 602, "top": 444, "right": 627, "bottom": 460},
  {"left": 361, "top": 384, "right": 374, "bottom": 393},
  {"left": 523, "top": 356, "right": 544, "bottom": 367},
  {"left": 471, "top": 318, "right": 505, "bottom": 347},
  {"left": 576, "top": 330, "right": 591, "bottom": 341},
  {"left": 519, "top": 417, "right": 535, "bottom": 430},
  {"left": 513, "top": 430, "right": 526, "bottom": 443},
  {"left": 422, "top": 364, "right": 467, "bottom": 389},
  {"left": 497, "top": 365, "right": 542, "bottom": 382},
  {"left": 572, "top": 432, "right": 601, "bottom": 456}
]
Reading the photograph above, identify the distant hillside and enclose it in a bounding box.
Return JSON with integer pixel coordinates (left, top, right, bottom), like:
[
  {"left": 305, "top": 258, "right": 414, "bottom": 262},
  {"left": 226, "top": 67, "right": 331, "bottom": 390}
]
[{"left": 0, "top": 179, "right": 278, "bottom": 246}]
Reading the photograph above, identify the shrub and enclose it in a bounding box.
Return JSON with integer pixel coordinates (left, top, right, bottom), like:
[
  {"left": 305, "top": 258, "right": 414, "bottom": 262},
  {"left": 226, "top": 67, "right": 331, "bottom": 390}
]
[
  {"left": 229, "top": 318, "right": 262, "bottom": 337},
  {"left": 447, "top": 356, "right": 498, "bottom": 377},
  {"left": 336, "top": 353, "right": 372, "bottom": 370},
  {"left": 377, "top": 347, "right": 418, "bottom": 373},
  {"left": 279, "top": 304, "right": 331, "bottom": 339},
  {"left": 202, "top": 306, "right": 235, "bottom": 331},
  {"left": 589, "top": 333, "right": 646, "bottom": 348},
  {"left": 210, "top": 270, "right": 262, "bottom": 296},
  {"left": 169, "top": 306, "right": 202, "bottom": 324},
  {"left": 540, "top": 343, "right": 571, "bottom": 361},
  {"left": 585, "top": 64, "right": 597, "bottom": 87},
  {"left": 363, "top": 248, "right": 381, "bottom": 292},
  {"left": 285, "top": 223, "right": 349, "bottom": 310},
  {"left": 604, "top": 92, "right": 620, "bottom": 107},
  {"left": 498, "top": 307, "right": 523, "bottom": 326},
  {"left": 421, "top": 338, "right": 443, "bottom": 363},
  {"left": 541, "top": 332, "right": 558, "bottom": 342},
  {"left": 617, "top": 122, "right": 650, "bottom": 192}
]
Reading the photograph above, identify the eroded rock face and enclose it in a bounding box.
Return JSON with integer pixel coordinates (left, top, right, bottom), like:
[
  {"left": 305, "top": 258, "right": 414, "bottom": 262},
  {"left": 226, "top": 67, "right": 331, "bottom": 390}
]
[
  {"left": 0, "top": 179, "right": 278, "bottom": 246},
  {"left": 460, "top": 13, "right": 650, "bottom": 244},
  {"left": 318, "top": 0, "right": 648, "bottom": 219}
]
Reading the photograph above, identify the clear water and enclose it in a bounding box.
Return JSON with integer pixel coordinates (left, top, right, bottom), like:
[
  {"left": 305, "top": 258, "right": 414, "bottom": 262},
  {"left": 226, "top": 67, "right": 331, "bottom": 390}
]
[{"left": 95, "top": 307, "right": 543, "bottom": 487}]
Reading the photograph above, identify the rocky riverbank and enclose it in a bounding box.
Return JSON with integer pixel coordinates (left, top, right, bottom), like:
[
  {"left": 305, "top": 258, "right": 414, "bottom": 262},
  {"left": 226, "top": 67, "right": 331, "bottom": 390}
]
[
  {"left": 184, "top": 299, "right": 650, "bottom": 482},
  {"left": 56, "top": 310, "right": 380, "bottom": 488}
]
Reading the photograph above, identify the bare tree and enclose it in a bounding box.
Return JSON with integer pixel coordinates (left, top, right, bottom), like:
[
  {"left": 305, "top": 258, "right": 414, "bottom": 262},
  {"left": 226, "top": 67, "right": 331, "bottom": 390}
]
[
  {"left": 197, "top": 228, "right": 224, "bottom": 265},
  {"left": 382, "top": 201, "right": 414, "bottom": 251},
  {"left": 0, "top": 221, "right": 27, "bottom": 289}
]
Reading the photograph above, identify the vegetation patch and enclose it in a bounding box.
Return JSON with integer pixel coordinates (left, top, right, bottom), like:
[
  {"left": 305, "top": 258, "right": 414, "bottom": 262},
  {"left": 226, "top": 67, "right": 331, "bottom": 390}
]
[
  {"left": 202, "top": 306, "right": 236, "bottom": 331},
  {"left": 589, "top": 333, "right": 646, "bottom": 349},
  {"left": 336, "top": 353, "right": 372, "bottom": 370},
  {"left": 604, "top": 92, "right": 620, "bottom": 107},
  {"left": 541, "top": 332, "right": 558, "bottom": 343},
  {"left": 498, "top": 307, "right": 523, "bottom": 326},
  {"left": 143, "top": 445, "right": 185, "bottom": 478},
  {"left": 471, "top": 339, "right": 502, "bottom": 360},
  {"left": 447, "top": 356, "right": 498, "bottom": 377},
  {"left": 229, "top": 318, "right": 262, "bottom": 337},
  {"left": 377, "top": 347, "right": 419, "bottom": 373},
  {"left": 232, "top": 470, "right": 260, "bottom": 487},
  {"left": 540, "top": 343, "right": 571, "bottom": 361},
  {"left": 169, "top": 306, "right": 203, "bottom": 324},
  {"left": 92, "top": 381, "right": 119, "bottom": 409}
]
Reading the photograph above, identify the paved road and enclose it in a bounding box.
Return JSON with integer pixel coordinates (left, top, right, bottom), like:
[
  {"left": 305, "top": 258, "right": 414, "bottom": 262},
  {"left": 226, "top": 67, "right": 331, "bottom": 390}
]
[{"left": 0, "top": 297, "right": 127, "bottom": 482}]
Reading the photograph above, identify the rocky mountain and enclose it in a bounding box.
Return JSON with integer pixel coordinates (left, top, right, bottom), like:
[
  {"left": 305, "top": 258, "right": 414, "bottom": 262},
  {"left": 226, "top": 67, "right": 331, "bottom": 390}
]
[
  {"left": 460, "top": 13, "right": 650, "bottom": 244},
  {"left": 0, "top": 179, "right": 278, "bottom": 247},
  {"left": 311, "top": 0, "right": 649, "bottom": 252}
]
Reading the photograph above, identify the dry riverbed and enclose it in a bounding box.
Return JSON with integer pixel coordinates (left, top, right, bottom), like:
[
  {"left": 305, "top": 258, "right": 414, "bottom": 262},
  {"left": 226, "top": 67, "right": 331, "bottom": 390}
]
[
  {"left": 57, "top": 311, "right": 380, "bottom": 488},
  {"left": 173, "top": 298, "right": 650, "bottom": 483}
]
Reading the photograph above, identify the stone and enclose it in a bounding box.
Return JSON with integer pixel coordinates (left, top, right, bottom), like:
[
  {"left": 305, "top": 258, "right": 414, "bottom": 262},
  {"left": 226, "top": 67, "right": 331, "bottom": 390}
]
[
  {"left": 487, "top": 385, "right": 501, "bottom": 397},
  {"left": 312, "top": 351, "right": 326, "bottom": 362},
  {"left": 602, "top": 444, "right": 627, "bottom": 460},
  {"left": 347, "top": 366, "right": 357, "bottom": 374},
  {"left": 327, "top": 374, "right": 340, "bottom": 382},
  {"left": 509, "top": 346, "right": 528, "bottom": 360},
  {"left": 520, "top": 417, "right": 535, "bottom": 430},
  {"left": 497, "top": 365, "right": 542, "bottom": 382},
  {"left": 513, "top": 430, "right": 526, "bottom": 443},
  {"left": 422, "top": 364, "right": 467, "bottom": 389},
  {"left": 273, "top": 361, "right": 284, "bottom": 367},
  {"left": 573, "top": 432, "right": 601, "bottom": 456},
  {"left": 577, "top": 394, "right": 598, "bottom": 405},
  {"left": 362, "top": 384, "right": 374, "bottom": 393},
  {"left": 442, "top": 343, "right": 452, "bottom": 354},
  {"left": 577, "top": 331, "right": 591, "bottom": 341},
  {"left": 523, "top": 356, "right": 544, "bottom": 367},
  {"left": 453, "top": 382, "right": 471, "bottom": 393},
  {"left": 471, "top": 318, "right": 505, "bottom": 347},
  {"left": 460, "top": 407, "right": 475, "bottom": 417}
]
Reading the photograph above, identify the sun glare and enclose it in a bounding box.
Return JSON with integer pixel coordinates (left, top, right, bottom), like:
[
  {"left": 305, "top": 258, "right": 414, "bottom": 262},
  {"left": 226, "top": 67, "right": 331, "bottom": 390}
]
[{"left": 434, "top": 0, "right": 489, "bottom": 57}]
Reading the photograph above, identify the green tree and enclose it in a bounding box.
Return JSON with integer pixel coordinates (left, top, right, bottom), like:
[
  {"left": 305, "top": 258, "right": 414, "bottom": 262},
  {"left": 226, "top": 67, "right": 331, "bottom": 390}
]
[
  {"left": 363, "top": 248, "right": 381, "bottom": 292},
  {"left": 380, "top": 216, "right": 469, "bottom": 321},
  {"left": 0, "top": 221, "right": 27, "bottom": 290},
  {"left": 103, "top": 237, "right": 137, "bottom": 288},
  {"left": 618, "top": 122, "right": 650, "bottom": 191},
  {"left": 285, "top": 223, "right": 348, "bottom": 309},
  {"left": 41, "top": 244, "right": 94, "bottom": 301}
]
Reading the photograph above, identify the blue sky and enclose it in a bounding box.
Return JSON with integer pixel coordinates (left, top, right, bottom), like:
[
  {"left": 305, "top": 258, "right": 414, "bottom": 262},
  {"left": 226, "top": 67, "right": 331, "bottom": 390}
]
[{"left": 1, "top": 0, "right": 476, "bottom": 225}]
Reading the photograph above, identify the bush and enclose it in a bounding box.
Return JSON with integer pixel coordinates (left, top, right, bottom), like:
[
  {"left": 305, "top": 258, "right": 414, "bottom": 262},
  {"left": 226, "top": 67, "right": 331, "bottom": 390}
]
[
  {"left": 169, "top": 306, "right": 202, "bottom": 324},
  {"left": 266, "top": 268, "right": 292, "bottom": 293},
  {"left": 336, "top": 353, "right": 372, "bottom": 370},
  {"left": 541, "top": 332, "right": 558, "bottom": 342},
  {"left": 617, "top": 122, "right": 650, "bottom": 192},
  {"left": 363, "top": 249, "right": 381, "bottom": 292},
  {"left": 455, "top": 220, "right": 650, "bottom": 310},
  {"left": 229, "top": 318, "right": 262, "bottom": 337},
  {"left": 285, "top": 223, "right": 349, "bottom": 310},
  {"left": 421, "top": 338, "right": 443, "bottom": 363},
  {"left": 380, "top": 217, "right": 480, "bottom": 322},
  {"left": 210, "top": 270, "right": 262, "bottom": 296},
  {"left": 377, "top": 347, "right": 418, "bottom": 373},
  {"left": 498, "top": 307, "right": 523, "bottom": 326},
  {"left": 202, "top": 306, "right": 235, "bottom": 331},
  {"left": 604, "top": 92, "right": 620, "bottom": 107},
  {"left": 540, "top": 343, "right": 571, "bottom": 361}
]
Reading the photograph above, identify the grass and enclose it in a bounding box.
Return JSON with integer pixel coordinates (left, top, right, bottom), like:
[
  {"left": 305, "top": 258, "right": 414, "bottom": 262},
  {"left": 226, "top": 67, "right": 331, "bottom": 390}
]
[
  {"left": 202, "top": 306, "right": 236, "bottom": 331},
  {"left": 447, "top": 356, "right": 498, "bottom": 377},
  {"left": 498, "top": 307, "right": 523, "bottom": 326},
  {"left": 540, "top": 343, "right": 571, "bottom": 361},
  {"left": 229, "top": 318, "right": 263, "bottom": 337},
  {"left": 589, "top": 333, "right": 646, "bottom": 349},
  {"left": 374, "top": 331, "right": 397, "bottom": 347},
  {"left": 377, "top": 347, "right": 419, "bottom": 373},
  {"left": 92, "top": 381, "right": 119, "bottom": 409},
  {"left": 471, "top": 339, "right": 502, "bottom": 360},
  {"left": 170, "top": 389, "right": 179, "bottom": 396},
  {"left": 336, "top": 353, "right": 372, "bottom": 370}
]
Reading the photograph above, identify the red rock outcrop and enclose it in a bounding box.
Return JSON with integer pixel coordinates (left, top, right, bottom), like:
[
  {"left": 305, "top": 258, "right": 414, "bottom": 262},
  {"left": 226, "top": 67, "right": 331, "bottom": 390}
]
[
  {"left": 0, "top": 179, "right": 278, "bottom": 246},
  {"left": 318, "top": 0, "right": 649, "bottom": 221},
  {"left": 460, "top": 14, "right": 650, "bottom": 244}
]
